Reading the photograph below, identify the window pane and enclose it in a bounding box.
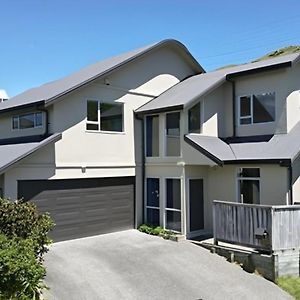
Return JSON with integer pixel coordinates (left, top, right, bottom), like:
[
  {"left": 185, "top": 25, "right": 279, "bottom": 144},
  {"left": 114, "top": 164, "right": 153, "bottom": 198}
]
[
  {"left": 240, "top": 118, "right": 251, "bottom": 125},
  {"left": 12, "top": 116, "right": 19, "bottom": 129},
  {"left": 166, "top": 179, "right": 181, "bottom": 210},
  {"left": 87, "top": 100, "right": 98, "bottom": 122},
  {"left": 166, "top": 112, "right": 180, "bottom": 156},
  {"left": 35, "top": 112, "right": 42, "bottom": 126},
  {"left": 147, "top": 208, "right": 159, "bottom": 226},
  {"left": 240, "top": 96, "right": 251, "bottom": 117},
  {"left": 188, "top": 102, "right": 201, "bottom": 133},
  {"left": 147, "top": 178, "right": 159, "bottom": 207},
  {"left": 166, "top": 211, "right": 181, "bottom": 232},
  {"left": 166, "top": 112, "right": 180, "bottom": 136},
  {"left": 253, "top": 92, "right": 275, "bottom": 123},
  {"left": 19, "top": 114, "right": 35, "bottom": 129},
  {"left": 86, "top": 123, "right": 99, "bottom": 131},
  {"left": 238, "top": 168, "right": 260, "bottom": 178},
  {"left": 146, "top": 115, "right": 159, "bottom": 157},
  {"left": 239, "top": 180, "right": 260, "bottom": 204},
  {"left": 100, "top": 103, "right": 123, "bottom": 132}
]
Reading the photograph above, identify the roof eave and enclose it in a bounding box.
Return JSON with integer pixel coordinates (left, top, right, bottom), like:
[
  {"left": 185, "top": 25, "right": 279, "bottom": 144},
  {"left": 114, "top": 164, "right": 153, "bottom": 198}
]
[{"left": 0, "top": 133, "right": 62, "bottom": 175}]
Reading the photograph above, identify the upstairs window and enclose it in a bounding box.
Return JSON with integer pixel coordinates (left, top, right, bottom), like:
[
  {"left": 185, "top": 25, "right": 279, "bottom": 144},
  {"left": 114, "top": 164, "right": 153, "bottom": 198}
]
[
  {"left": 188, "top": 102, "right": 201, "bottom": 133},
  {"left": 86, "top": 100, "right": 123, "bottom": 132},
  {"left": 12, "top": 112, "right": 43, "bottom": 130},
  {"left": 166, "top": 112, "right": 180, "bottom": 156},
  {"left": 146, "top": 115, "right": 159, "bottom": 157},
  {"left": 239, "top": 92, "right": 275, "bottom": 125}
]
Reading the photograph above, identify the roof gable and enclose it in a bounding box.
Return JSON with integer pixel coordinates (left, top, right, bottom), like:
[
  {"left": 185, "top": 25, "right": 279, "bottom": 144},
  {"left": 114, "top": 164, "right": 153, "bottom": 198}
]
[{"left": 0, "top": 39, "right": 204, "bottom": 113}]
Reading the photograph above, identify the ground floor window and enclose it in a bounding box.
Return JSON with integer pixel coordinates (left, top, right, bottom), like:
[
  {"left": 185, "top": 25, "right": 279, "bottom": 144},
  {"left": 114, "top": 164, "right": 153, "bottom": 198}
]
[
  {"left": 165, "top": 178, "right": 181, "bottom": 232},
  {"left": 146, "top": 178, "right": 160, "bottom": 225},
  {"left": 237, "top": 168, "right": 260, "bottom": 204}
]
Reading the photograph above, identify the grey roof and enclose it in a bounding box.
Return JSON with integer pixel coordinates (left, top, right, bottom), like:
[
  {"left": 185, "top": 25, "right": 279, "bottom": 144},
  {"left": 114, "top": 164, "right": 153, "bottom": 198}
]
[
  {"left": 136, "top": 52, "right": 300, "bottom": 113},
  {"left": 0, "top": 39, "right": 203, "bottom": 113},
  {"left": 185, "top": 121, "right": 300, "bottom": 164},
  {"left": 0, "top": 133, "right": 61, "bottom": 174}
]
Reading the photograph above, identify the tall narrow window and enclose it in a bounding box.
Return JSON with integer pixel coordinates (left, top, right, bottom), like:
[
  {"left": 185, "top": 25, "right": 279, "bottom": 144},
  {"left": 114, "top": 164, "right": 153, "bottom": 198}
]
[
  {"left": 146, "top": 115, "right": 159, "bottom": 157},
  {"left": 86, "top": 100, "right": 99, "bottom": 131},
  {"left": 237, "top": 168, "right": 260, "bottom": 204},
  {"left": 146, "top": 178, "right": 160, "bottom": 225},
  {"left": 165, "top": 179, "right": 181, "bottom": 232},
  {"left": 166, "top": 112, "right": 180, "bottom": 156},
  {"left": 188, "top": 102, "right": 201, "bottom": 133}
]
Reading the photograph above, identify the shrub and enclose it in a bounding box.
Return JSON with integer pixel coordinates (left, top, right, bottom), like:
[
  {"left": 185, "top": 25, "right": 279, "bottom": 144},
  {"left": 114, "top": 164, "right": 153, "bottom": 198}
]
[
  {"left": 0, "top": 234, "right": 46, "bottom": 300},
  {"left": 0, "top": 198, "right": 54, "bottom": 260},
  {"left": 138, "top": 224, "right": 174, "bottom": 239}
]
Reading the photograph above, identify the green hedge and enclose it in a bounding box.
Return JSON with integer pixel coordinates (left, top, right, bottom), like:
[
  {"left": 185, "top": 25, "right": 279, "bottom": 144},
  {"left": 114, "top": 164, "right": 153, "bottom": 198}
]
[
  {"left": 0, "top": 198, "right": 54, "bottom": 260},
  {"left": 138, "top": 224, "right": 174, "bottom": 239},
  {"left": 0, "top": 198, "right": 54, "bottom": 299}
]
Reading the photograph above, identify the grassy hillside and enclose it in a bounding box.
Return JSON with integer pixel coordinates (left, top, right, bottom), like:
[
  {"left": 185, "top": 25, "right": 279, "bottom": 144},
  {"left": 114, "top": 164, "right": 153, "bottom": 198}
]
[{"left": 216, "top": 45, "right": 300, "bottom": 70}]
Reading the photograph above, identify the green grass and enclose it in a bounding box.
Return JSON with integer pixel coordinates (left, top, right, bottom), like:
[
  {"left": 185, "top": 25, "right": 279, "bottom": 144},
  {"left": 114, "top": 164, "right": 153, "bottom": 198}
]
[
  {"left": 216, "top": 45, "right": 300, "bottom": 70},
  {"left": 277, "top": 276, "right": 300, "bottom": 299}
]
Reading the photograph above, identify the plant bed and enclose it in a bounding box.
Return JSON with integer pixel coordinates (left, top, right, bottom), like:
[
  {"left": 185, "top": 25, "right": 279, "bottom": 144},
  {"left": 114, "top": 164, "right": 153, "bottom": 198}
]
[
  {"left": 277, "top": 276, "right": 300, "bottom": 299},
  {"left": 138, "top": 224, "right": 183, "bottom": 241}
]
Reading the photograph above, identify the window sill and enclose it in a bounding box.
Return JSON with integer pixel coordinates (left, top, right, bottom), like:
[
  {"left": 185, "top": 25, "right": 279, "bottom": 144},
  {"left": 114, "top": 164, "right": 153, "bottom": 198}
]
[{"left": 85, "top": 130, "right": 126, "bottom": 135}]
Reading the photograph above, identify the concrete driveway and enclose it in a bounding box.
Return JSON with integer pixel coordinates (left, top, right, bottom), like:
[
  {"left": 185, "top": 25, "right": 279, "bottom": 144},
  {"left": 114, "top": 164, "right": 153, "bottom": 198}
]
[{"left": 44, "top": 230, "right": 291, "bottom": 300}]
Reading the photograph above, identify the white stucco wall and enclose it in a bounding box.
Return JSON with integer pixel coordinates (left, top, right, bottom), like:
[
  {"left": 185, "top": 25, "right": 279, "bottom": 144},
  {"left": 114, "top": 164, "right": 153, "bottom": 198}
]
[{"left": 292, "top": 156, "right": 300, "bottom": 203}]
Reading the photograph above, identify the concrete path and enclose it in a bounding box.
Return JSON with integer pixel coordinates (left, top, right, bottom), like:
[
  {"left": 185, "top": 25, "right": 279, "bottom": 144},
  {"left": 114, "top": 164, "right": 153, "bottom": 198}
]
[{"left": 44, "top": 230, "right": 291, "bottom": 300}]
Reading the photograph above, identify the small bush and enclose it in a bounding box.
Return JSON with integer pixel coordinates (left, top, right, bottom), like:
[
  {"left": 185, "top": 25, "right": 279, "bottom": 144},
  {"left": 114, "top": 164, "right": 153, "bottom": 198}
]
[
  {"left": 0, "top": 198, "right": 54, "bottom": 260},
  {"left": 138, "top": 224, "right": 174, "bottom": 239},
  {"left": 0, "top": 234, "right": 46, "bottom": 300}
]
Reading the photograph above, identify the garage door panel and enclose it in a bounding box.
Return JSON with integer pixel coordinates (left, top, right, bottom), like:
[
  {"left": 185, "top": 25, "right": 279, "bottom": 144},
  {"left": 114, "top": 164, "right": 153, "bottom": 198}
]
[{"left": 18, "top": 177, "right": 135, "bottom": 241}]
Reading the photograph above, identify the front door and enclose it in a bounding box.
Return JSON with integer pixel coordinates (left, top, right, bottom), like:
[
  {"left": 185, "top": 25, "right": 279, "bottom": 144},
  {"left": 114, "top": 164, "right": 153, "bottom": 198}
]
[{"left": 189, "top": 179, "right": 204, "bottom": 232}]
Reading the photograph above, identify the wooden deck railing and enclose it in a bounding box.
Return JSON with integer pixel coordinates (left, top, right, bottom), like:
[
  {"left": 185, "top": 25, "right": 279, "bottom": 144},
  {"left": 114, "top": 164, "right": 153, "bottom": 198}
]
[{"left": 213, "top": 200, "right": 300, "bottom": 252}]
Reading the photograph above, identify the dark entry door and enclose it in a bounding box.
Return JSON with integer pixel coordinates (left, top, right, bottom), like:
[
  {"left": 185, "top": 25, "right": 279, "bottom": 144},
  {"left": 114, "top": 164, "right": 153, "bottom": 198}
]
[{"left": 189, "top": 179, "right": 204, "bottom": 232}]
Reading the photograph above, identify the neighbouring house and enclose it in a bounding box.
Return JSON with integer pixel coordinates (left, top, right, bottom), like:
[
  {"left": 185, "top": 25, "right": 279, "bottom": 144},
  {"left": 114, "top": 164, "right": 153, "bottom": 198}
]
[
  {"left": 1, "top": 39, "right": 300, "bottom": 241},
  {"left": 0, "top": 90, "right": 9, "bottom": 102}
]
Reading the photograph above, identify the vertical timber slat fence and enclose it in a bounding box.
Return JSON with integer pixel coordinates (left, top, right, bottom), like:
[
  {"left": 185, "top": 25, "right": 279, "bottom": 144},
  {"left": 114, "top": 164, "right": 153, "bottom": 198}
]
[{"left": 213, "top": 200, "right": 300, "bottom": 251}]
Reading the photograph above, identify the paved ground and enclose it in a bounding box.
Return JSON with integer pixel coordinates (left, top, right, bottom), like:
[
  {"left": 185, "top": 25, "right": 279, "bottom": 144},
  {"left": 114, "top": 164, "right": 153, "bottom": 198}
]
[{"left": 44, "top": 230, "right": 291, "bottom": 300}]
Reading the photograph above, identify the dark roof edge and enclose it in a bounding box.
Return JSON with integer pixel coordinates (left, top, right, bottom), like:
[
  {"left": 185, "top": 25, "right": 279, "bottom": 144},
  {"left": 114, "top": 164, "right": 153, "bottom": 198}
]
[
  {"left": 136, "top": 104, "right": 184, "bottom": 116},
  {"left": 224, "top": 158, "right": 291, "bottom": 166},
  {"left": 45, "top": 39, "right": 205, "bottom": 107},
  {"left": 0, "top": 133, "right": 62, "bottom": 175},
  {"left": 226, "top": 61, "right": 292, "bottom": 79},
  {"left": 184, "top": 135, "right": 223, "bottom": 166},
  {"left": 0, "top": 101, "right": 45, "bottom": 115}
]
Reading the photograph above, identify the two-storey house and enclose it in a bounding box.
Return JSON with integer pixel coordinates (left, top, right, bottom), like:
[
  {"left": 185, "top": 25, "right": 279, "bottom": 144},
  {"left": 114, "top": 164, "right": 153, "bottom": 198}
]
[
  {"left": 136, "top": 52, "right": 300, "bottom": 238},
  {"left": 0, "top": 40, "right": 203, "bottom": 241}
]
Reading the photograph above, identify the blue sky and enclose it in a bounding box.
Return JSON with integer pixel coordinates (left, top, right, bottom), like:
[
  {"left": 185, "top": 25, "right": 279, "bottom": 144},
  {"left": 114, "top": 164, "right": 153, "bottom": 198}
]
[{"left": 1, "top": 0, "right": 300, "bottom": 97}]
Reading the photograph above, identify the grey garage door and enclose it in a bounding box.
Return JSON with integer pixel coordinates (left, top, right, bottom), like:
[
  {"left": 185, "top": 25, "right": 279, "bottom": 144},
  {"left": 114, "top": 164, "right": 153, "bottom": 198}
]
[{"left": 18, "top": 177, "right": 135, "bottom": 242}]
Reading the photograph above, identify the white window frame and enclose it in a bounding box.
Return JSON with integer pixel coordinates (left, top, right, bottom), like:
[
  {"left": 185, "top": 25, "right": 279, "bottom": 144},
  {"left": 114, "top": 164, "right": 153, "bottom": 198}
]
[
  {"left": 144, "top": 177, "right": 160, "bottom": 225},
  {"left": 238, "top": 93, "right": 275, "bottom": 125},
  {"left": 86, "top": 99, "right": 124, "bottom": 134},
  {"left": 236, "top": 167, "right": 260, "bottom": 204},
  {"left": 144, "top": 114, "right": 160, "bottom": 158},
  {"left": 164, "top": 111, "right": 181, "bottom": 157},
  {"left": 164, "top": 177, "right": 182, "bottom": 233},
  {"left": 12, "top": 112, "right": 43, "bottom": 131}
]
